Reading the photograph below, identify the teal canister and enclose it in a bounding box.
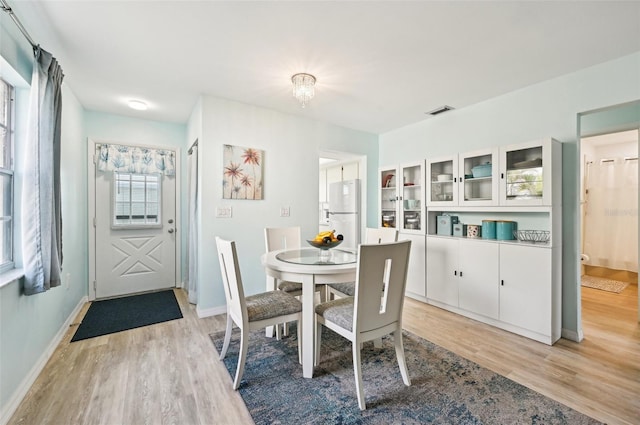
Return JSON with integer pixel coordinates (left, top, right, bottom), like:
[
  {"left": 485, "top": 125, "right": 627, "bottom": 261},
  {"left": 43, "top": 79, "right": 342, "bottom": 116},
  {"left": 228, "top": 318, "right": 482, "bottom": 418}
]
[
  {"left": 496, "top": 220, "right": 516, "bottom": 240},
  {"left": 482, "top": 220, "right": 496, "bottom": 239}
]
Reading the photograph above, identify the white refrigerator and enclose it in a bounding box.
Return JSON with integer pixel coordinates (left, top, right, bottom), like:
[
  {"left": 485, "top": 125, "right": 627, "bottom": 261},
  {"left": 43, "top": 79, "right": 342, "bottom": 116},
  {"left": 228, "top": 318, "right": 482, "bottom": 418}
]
[{"left": 328, "top": 179, "right": 361, "bottom": 251}]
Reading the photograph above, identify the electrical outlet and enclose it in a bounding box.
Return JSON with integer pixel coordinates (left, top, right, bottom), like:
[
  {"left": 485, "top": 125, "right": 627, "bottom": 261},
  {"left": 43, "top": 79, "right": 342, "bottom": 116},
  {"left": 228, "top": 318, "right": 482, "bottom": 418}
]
[
  {"left": 216, "top": 206, "right": 232, "bottom": 218},
  {"left": 280, "top": 206, "right": 290, "bottom": 217}
]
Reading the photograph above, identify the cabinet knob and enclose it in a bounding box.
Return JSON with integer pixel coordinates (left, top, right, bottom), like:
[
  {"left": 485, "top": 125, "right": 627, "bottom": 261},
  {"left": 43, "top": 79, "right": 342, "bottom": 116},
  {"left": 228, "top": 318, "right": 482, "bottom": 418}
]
[
  {"left": 501, "top": 173, "right": 504, "bottom": 179},
  {"left": 459, "top": 271, "right": 463, "bottom": 277},
  {"left": 501, "top": 279, "right": 504, "bottom": 286},
  {"left": 454, "top": 270, "right": 457, "bottom": 276},
  {"left": 453, "top": 177, "right": 457, "bottom": 183}
]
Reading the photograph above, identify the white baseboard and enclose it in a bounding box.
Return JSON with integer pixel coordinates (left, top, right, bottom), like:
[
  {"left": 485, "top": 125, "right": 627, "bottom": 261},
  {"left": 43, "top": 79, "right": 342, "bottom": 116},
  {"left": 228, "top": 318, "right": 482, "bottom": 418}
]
[
  {"left": 561, "top": 327, "right": 584, "bottom": 342},
  {"left": 196, "top": 304, "right": 226, "bottom": 318},
  {"left": 0, "top": 295, "right": 87, "bottom": 425}
]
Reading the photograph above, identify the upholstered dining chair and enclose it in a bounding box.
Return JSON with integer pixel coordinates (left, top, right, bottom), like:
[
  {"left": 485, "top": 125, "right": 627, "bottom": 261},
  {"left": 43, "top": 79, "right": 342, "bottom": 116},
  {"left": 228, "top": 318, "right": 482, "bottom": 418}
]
[
  {"left": 315, "top": 239, "right": 412, "bottom": 410},
  {"left": 216, "top": 237, "right": 302, "bottom": 390},
  {"left": 264, "top": 226, "right": 324, "bottom": 336},
  {"left": 326, "top": 227, "right": 398, "bottom": 299}
]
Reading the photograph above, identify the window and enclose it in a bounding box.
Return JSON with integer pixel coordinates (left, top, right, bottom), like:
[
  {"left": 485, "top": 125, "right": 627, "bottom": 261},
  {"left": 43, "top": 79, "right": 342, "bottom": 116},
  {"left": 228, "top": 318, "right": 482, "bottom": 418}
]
[
  {"left": 112, "top": 172, "right": 161, "bottom": 227},
  {"left": 0, "top": 78, "right": 14, "bottom": 272}
]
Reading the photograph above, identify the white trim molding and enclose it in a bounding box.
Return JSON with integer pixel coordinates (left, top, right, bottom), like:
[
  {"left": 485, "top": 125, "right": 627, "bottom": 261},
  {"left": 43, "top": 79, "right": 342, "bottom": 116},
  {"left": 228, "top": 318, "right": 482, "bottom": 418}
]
[
  {"left": 196, "top": 304, "right": 226, "bottom": 318},
  {"left": 561, "top": 327, "right": 584, "bottom": 342}
]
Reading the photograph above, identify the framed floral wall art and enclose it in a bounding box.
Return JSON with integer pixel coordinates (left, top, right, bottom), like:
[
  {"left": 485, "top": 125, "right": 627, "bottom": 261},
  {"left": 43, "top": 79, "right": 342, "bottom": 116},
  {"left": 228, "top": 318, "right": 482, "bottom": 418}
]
[{"left": 222, "top": 144, "right": 264, "bottom": 200}]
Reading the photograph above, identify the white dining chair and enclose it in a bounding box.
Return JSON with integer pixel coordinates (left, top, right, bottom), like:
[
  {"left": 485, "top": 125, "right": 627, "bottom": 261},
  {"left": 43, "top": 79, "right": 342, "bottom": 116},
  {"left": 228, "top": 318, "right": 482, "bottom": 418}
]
[
  {"left": 315, "top": 239, "right": 412, "bottom": 410},
  {"left": 216, "top": 237, "right": 302, "bottom": 390},
  {"left": 326, "top": 227, "right": 398, "bottom": 299},
  {"left": 264, "top": 226, "right": 324, "bottom": 336}
]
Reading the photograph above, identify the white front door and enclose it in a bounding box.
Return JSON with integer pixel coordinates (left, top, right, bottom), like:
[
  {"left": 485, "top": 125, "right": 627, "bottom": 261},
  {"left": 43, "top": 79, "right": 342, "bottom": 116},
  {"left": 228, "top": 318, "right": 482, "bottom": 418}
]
[{"left": 94, "top": 164, "right": 177, "bottom": 299}]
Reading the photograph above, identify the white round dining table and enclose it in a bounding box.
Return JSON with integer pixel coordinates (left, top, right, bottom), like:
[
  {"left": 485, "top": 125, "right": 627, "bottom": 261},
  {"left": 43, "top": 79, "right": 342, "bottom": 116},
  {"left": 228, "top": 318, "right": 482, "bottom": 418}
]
[{"left": 261, "top": 248, "right": 357, "bottom": 379}]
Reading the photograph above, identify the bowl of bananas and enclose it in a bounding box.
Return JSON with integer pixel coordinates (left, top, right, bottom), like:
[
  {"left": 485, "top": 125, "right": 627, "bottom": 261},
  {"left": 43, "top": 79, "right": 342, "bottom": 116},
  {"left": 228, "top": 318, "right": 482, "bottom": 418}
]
[{"left": 307, "top": 229, "right": 344, "bottom": 250}]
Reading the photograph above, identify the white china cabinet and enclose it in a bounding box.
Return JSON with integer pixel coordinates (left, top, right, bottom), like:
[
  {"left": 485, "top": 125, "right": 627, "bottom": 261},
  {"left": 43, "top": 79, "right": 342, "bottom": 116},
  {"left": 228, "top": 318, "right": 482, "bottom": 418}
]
[{"left": 424, "top": 137, "right": 562, "bottom": 345}]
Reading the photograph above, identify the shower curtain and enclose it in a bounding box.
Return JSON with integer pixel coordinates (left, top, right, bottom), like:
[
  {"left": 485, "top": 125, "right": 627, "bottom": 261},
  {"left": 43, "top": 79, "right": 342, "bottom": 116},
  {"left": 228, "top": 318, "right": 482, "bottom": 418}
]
[{"left": 583, "top": 158, "right": 638, "bottom": 272}]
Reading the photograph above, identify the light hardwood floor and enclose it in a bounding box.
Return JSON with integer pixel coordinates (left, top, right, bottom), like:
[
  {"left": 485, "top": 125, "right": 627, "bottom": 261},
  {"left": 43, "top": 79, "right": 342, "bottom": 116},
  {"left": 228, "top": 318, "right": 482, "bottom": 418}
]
[{"left": 8, "top": 285, "right": 639, "bottom": 425}]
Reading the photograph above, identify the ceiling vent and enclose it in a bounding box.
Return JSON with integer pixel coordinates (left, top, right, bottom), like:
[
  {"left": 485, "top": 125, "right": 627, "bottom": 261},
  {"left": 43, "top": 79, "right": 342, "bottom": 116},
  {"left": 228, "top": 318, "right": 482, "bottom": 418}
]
[{"left": 426, "top": 105, "right": 455, "bottom": 116}]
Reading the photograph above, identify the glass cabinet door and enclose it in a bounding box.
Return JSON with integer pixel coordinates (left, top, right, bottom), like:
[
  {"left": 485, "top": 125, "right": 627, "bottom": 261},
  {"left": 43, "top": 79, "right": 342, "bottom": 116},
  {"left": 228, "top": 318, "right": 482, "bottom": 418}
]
[
  {"left": 426, "top": 155, "right": 458, "bottom": 205},
  {"left": 400, "top": 162, "right": 424, "bottom": 233},
  {"left": 459, "top": 147, "right": 499, "bottom": 206},
  {"left": 499, "top": 138, "right": 553, "bottom": 206},
  {"left": 380, "top": 167, "right": 398, "bottom": 228}
]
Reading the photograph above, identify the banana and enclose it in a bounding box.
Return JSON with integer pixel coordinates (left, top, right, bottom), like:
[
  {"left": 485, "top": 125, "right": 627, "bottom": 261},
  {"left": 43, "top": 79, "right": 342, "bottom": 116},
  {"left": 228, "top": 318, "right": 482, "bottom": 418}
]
[{"left": 314, "top": 229, "right": 336, "bottom": 243}]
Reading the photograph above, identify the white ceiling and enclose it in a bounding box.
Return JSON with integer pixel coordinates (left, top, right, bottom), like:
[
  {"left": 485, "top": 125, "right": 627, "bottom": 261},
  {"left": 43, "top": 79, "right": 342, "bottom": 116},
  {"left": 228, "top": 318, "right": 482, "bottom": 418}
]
[{"left": 8, "top": 1, "right": 640, "bottom": 134}]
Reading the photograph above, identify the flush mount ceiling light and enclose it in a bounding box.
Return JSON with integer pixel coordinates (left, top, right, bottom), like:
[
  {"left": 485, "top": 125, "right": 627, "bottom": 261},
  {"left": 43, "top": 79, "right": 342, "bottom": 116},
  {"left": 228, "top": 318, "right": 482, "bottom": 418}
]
[
  {"left": 128, "top": 100, "right": 148, "bottom": 111},
  {"left": 291, "top": 73, "right": 316, "bottom": 108}
]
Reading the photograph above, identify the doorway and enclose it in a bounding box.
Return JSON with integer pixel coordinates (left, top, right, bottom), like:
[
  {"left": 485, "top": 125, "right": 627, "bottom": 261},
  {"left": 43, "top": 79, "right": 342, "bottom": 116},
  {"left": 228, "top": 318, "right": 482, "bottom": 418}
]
[
  {"left": 318, "top": 150, "right": 367, "bottom": 240},
  {"left": 578, "top": 101, "right": 640, "bottom": 337},
  {"left": 88, "top": 140, "right": 180, "bottom": 300}
]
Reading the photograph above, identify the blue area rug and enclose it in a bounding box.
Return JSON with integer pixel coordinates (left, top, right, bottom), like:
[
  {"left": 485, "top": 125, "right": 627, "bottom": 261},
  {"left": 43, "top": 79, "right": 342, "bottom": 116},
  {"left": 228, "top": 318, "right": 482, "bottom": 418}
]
[
  {"left": 71, "top": 290, "right": 182, "bottom": 342},
  {"left": 210, "top": 323, "right": 600, "bottom": 424}
]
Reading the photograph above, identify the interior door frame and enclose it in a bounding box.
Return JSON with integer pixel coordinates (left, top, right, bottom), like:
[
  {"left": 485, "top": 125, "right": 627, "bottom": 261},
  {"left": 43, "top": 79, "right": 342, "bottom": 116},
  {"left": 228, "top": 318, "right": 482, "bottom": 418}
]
[
  {"left": 319, "top": 149, "right": 368, "bottom": 239},
  {"left": 577, "top": 100, "right": 640, "bottom": 335},
  {"left": 87, "top": 138, "right": 182, "bottom": 301}
]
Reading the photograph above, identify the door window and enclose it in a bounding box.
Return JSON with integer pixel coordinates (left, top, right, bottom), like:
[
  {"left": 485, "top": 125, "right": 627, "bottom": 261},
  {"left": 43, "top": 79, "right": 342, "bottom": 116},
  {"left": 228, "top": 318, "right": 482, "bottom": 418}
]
[{"left": 112, "top": 172, "right": 161, "bottom": 228}]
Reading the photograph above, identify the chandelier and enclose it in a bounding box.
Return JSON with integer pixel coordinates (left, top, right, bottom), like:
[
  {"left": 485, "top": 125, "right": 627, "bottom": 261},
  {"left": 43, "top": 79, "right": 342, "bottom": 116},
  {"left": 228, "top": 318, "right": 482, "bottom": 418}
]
[{"left": 291, "top": 73, "right": 316, "bottom": 108}]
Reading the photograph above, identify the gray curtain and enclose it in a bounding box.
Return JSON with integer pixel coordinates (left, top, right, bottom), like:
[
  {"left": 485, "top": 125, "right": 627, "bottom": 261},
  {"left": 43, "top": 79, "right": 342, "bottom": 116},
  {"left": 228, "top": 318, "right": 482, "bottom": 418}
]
[
  {"left": 22, "top": 46, "right": 64, "bottom": 295},
  {"left": 187, "top": 143, "right": 199, "bottom": 304}
]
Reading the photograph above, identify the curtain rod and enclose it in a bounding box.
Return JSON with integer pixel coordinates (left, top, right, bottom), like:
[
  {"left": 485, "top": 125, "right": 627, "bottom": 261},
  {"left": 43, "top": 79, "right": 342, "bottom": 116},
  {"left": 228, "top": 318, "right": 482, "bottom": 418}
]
[
  {"left": 188, "top": 139, "right": 198, "bottom": 155},
  {"left": 1, "top": 0, "right": 37, "bottom": 49}
]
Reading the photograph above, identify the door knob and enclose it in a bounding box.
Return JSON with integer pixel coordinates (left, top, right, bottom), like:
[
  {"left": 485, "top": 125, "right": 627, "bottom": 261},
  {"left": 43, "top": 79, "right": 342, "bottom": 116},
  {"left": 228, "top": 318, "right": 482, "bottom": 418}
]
[
  {"left": 168, "top": 229, "right": 175, "bottom": 234},
  {"left": 168, "top": 219, "right": 174, "bottom": 224}
]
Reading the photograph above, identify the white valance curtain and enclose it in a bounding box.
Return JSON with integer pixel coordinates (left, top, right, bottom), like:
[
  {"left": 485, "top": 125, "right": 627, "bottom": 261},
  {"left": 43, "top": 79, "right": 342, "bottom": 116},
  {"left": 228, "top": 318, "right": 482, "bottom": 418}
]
[
  {"left": 583, "top": 158, "right": 638, "bottom": 272},
  {"left": 97, "top": 143, "right": 176, "bottom": 176}
]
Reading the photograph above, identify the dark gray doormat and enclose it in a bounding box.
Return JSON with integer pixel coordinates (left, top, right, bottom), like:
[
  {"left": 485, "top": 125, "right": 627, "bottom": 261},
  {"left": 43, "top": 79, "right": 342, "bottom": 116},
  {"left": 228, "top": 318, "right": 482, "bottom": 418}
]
[{"left": 71, "top": 289, "right": 182, "bottom": 342}]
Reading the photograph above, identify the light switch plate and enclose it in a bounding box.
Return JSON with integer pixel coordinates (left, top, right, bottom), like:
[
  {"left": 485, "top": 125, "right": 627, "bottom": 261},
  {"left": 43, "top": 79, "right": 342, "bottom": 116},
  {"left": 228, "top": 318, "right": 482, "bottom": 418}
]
[
  {"left": 216, "top": 206, "right": 232, "bottom": 218},
  {"left": 280, "top": 206, "right": 290, "bottom": 217}
]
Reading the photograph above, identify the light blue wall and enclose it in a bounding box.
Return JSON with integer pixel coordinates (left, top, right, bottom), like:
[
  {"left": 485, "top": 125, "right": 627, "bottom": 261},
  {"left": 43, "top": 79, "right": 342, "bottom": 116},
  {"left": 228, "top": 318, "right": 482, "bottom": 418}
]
[
  {"left": 195, "top": 96, "right": 378, "bottom": 314},
  {"left": 0, "top": 80, "right": 87, "bottom": 417},
  {"left": 380, "top": 51, "right": 640, "bottom": 337},
  {"left": 0, "top": 15, "right": 32, "bottom": 84},
  {"left": 84, "top": 111, "right": 189, "bottom": 282},
  {"left": 580, "top": 100, "right": 640, "bottom": 137}
]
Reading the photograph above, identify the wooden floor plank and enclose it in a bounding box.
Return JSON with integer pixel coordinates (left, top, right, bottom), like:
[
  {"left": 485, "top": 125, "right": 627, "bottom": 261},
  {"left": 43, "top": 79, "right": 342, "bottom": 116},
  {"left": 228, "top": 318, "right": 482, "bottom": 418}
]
[{"left": 7, "top": 284, "right": 639, "bottom": 425}]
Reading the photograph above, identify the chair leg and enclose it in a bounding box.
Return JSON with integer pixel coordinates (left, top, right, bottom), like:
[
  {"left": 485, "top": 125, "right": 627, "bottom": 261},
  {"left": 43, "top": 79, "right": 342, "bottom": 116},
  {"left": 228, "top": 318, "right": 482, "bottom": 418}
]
[
  {"left": 233, "top": 327, "right": 249, "bottom": 390},
  {"left": 373, "top": 337, "right": 383, "bottom": 348},
  {"left": 352, "top": 341, "right": 366, "bottom": 410},
  {"left": 219, "top": 313, "right": 233, "bottom": 360},
  {"left": 393, "top": 329, "right": 411, "bottom": 386},
  {"left": 320, "top": 286, "right": 327, "bottom": 303}
]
